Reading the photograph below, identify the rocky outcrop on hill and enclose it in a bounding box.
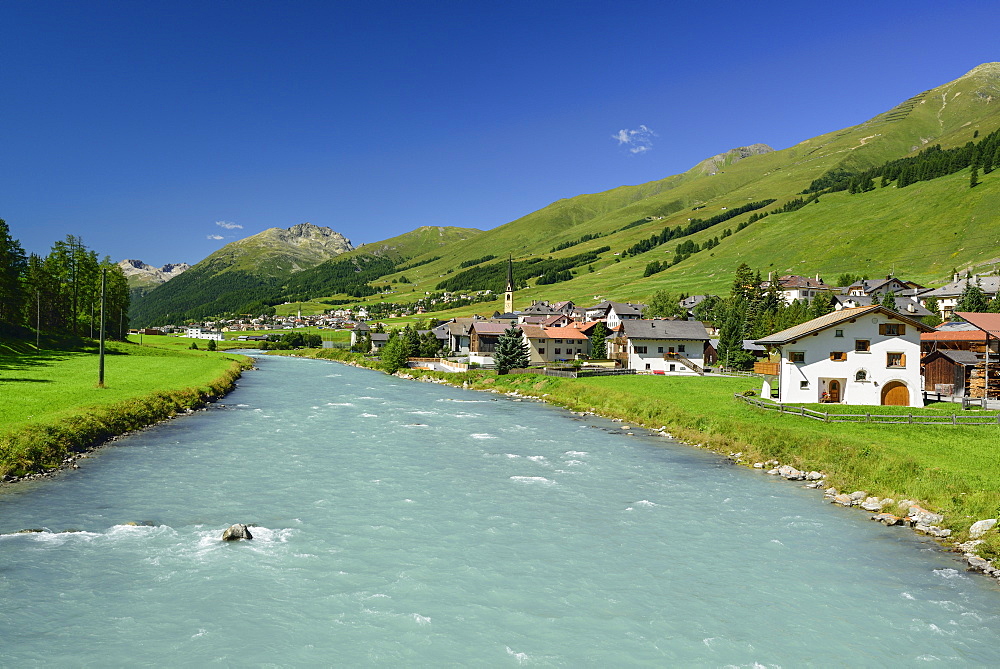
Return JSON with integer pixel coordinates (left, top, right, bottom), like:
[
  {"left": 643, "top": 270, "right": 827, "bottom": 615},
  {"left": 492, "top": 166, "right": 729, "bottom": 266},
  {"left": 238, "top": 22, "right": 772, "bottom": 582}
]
[
  {"left": 695, "top": 144, "right": 774, "bottom": 174},
  {"left": 253, "top": 223, "right": 353, "bottom": 256}
]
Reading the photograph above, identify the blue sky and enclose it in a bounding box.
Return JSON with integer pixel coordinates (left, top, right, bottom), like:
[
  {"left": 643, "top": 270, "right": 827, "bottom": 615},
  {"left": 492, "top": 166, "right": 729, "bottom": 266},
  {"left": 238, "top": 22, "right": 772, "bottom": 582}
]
[{"left": 3, "top": 1, "right": 998, "bottom": 266}]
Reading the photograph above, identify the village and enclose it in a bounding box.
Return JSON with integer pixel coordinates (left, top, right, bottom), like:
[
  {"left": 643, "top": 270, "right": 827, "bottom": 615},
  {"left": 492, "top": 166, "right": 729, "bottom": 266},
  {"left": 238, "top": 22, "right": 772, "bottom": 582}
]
[{"left": 135, "top": 265, "right": 1000, "bottom": 410}]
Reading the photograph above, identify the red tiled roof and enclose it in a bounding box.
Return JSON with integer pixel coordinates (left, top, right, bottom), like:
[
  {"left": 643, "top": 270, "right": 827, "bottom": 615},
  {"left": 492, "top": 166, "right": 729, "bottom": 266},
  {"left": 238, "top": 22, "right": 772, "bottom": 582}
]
[
  {"left": 921, "top": 330, "right": 987, "bottom": 341},
  {"left": 544, "top": 326, "right": 591, "bottom": 340},
  {"left": 955, "top": 312, "right": 1000, "bottom": 337}
]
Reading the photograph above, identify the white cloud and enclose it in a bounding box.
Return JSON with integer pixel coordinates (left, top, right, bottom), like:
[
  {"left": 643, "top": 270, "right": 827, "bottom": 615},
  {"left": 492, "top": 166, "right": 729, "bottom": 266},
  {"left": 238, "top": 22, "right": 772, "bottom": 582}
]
[
  {"left": 207, "top": 234, "right": 224, "bottom": 240},
  {"left": 613, "top": 124, "right": 656, "bottom": 154},
  {"left": 215, "top": 220, "right": 243, "bottom": 230}
]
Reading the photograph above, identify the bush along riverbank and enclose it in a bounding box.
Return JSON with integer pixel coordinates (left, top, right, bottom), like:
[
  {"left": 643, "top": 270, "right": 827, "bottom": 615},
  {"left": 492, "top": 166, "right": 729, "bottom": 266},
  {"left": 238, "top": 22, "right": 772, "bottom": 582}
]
[
  {"left": 0, "top": 353, "right": 253, "bottom": 483},
  {"left": 285, "top": 347, "right": 1000, "bottom": 582}
]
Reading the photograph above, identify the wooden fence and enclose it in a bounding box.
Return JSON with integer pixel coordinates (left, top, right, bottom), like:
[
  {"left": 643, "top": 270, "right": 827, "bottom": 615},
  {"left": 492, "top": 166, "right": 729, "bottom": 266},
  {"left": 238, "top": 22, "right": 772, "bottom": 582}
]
[
  {"left": 735, "top": 393, "right": 1000, "bottom": 426},
  {"left": 508, "top": 367, "right": 637, "bottom": 379}
]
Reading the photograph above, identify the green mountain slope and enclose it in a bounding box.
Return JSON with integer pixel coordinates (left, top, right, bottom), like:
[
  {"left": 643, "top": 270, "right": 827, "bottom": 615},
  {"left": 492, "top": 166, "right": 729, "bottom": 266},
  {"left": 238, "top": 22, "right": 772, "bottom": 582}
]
[
  {"left": 348, "top": 63, "right": 1000, "bottom": 310},
  {"left": 135, "top": 63, "right": 1000, "bottom": 323},
  {"left": 131, "top": 224, "right": 481, "bottom": 324}
]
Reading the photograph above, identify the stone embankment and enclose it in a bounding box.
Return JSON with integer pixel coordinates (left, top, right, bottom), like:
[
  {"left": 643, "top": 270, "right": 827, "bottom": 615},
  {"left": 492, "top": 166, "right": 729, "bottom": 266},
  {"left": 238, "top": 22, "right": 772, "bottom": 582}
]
[{"left": 736, "top": 456, "right": 1000, "bottom": 583}]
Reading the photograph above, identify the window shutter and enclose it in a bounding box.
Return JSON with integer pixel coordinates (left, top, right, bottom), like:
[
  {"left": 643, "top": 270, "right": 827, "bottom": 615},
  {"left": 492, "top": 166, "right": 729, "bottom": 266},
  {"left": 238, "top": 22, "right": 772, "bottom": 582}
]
[
  {"left": 878, "top": 324, "right": 887, "bottom": 335},
  {"left": 900, "top": 353, "right": 906, "bottom": 367},
  {"left": 898, "top": 325, "right": 905, "bottom": 335}
]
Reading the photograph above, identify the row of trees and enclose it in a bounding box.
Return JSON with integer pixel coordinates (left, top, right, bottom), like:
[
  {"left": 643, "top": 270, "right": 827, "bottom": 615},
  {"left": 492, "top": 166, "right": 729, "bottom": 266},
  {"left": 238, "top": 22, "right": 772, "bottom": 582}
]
[
  {"left": 804, "top": 127, "right": 1000, "bottom": 195},
  {"left": 0, "top": 220, "right": 130, "bottom": 341}
]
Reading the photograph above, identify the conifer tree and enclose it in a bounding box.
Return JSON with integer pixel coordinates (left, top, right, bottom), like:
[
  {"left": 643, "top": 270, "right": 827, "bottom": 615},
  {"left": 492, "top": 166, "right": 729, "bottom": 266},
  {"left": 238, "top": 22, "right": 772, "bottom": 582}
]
[
  {"left": 0, "top": 219, "right": 27, "bottom": 335},
  {"left": 956, "top": 277, "right": 989, "bottom": 313},
  {"left": 379, "top": 333, "right": 409, "bottom": 373},
  {"left": 589, "top": 322, "right": 609, "bottom": 359},
  {"left": 880, "top": 291, "right": 898, "bottom": 312},
  {"left": 971, "top": 165, "right": 980, "bottom": 188},
  {"left": 494, "top": 326, "right": 529, "bottom": 374}
]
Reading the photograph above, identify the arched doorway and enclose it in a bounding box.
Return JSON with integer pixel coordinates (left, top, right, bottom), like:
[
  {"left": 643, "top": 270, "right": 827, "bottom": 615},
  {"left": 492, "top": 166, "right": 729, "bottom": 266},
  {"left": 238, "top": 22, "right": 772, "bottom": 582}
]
[
  {"left": 828, "top": 380, "right": 841, "bottom": 403},
  {"left": 881, "top": 381, "right": 909, "bottom": 406}
]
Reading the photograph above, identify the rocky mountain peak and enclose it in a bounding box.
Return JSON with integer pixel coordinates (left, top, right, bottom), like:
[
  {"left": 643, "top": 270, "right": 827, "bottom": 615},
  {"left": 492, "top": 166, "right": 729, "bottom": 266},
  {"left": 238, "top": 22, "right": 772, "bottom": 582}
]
[{"left": 118, "top": 259, "right": 190, "bottom": 286}]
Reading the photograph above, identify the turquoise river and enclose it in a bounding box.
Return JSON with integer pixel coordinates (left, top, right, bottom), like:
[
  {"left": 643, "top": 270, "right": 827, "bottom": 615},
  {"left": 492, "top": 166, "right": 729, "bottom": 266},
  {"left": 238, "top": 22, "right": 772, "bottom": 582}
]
[{"left": 2, "top": 353, "right": 1000, "bottom": 666}]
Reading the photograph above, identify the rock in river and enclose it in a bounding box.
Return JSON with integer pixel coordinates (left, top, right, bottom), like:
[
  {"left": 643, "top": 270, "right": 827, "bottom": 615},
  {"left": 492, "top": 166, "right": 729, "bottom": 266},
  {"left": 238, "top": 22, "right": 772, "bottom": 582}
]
[{"left": 222, "top": 524, "right": 253, "bottom": 541}]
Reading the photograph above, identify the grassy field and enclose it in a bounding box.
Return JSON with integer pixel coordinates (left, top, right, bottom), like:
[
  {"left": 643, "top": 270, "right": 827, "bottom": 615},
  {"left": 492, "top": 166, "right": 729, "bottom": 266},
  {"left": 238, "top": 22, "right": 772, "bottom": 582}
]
[
  {"left": 0, "top": 341, "right": 251, "bottom": 477},
  {"left": 291, "top": 347, "right": 1000, "bottom": 559}
]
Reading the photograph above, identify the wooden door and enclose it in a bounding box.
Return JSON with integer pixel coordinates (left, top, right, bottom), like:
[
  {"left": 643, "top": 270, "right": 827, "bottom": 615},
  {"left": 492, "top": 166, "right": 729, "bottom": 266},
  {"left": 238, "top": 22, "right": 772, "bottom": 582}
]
[
  {"left": 881, "top": 381, "right": 909, "bottom": 406},
  {"left": 828, "top": 380, "right": 841, "bottom": 403}
]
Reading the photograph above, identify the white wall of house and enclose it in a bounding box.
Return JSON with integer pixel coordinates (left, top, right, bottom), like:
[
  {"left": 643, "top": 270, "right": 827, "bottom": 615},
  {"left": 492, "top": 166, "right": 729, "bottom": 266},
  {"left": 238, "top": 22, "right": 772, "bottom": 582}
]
[
  {"left": 627, "top": 338, "right": 705, "bottom": 374},
  {"left": 768, "top": 318, "right": 923, "bottom": 407},
  {"left": 523, "top": 335, "right": 590, "bottom": 364},
  {"left": 469, "top": 353, "right": 495, "bottom": 366},
  {"left": 185, "top": 328, "right": 223, "bottom": 341}
]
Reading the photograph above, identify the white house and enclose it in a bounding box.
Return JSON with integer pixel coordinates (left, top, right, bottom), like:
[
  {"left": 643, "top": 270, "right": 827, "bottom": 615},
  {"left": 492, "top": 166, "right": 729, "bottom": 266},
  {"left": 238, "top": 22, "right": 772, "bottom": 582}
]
[
  {"left": 754, "top": 305, "right": 933, "bottom": 407},
  {"left": 184, "top": 327, "right": 223, "bottom": 341},
  {"left": 761, "top": 274, "right": 834, "bottom": 305},
  {"left": 519, "top": 325, "right": 591, "bottom": 364},
  {"left": 920, "top": 274, "right": 1000, "bottom": 319},
  {"left": 607, "top": 319, "right": 710, "bottom": 374}
]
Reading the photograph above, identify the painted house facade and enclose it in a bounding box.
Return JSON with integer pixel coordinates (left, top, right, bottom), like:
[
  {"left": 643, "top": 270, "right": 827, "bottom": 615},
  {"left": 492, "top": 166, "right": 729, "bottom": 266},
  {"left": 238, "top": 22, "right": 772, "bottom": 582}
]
[
  {"left": 607, "top": 320, "right": 710, "bottom": 374},
  {"left": 519, "top": 325, "right": 591, "bottom": 364},
  {"left": 754, "top": 306, "right": 933, "bottom": 407}
]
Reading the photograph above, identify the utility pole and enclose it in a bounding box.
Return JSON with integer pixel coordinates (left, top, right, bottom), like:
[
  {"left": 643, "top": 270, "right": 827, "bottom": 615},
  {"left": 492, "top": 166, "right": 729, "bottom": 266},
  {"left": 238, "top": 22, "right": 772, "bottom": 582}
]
[
  {"left": 36, "top": 290, "right": 41, "bottom": 351},
  {"left": 98, "top": 269, "right": 106, "bottom": 388}
]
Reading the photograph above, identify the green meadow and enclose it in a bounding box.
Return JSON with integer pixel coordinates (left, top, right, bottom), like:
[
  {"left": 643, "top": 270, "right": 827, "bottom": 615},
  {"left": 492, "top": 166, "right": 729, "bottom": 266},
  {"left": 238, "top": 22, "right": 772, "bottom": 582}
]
[{"left": 0, "top": 342, "right": 250, "bottom": 477}]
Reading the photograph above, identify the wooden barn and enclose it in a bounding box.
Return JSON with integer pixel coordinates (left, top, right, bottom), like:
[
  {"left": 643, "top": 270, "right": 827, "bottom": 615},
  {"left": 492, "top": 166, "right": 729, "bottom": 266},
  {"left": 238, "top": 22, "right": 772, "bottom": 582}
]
[{"left": 921, "top": 349, "right": 978, "bottom": 395}]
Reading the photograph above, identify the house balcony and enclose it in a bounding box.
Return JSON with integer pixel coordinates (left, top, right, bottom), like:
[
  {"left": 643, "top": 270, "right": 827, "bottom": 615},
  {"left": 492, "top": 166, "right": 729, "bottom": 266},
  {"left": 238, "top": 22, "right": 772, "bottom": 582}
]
[{"left": 753, "top": 361, "right": 780, "bottom": 376}]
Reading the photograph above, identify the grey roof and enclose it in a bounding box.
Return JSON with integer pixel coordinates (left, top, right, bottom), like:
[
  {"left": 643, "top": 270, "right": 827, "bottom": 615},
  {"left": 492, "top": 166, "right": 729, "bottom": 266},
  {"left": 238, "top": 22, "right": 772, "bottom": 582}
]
[
  {"left": 680, "top": 294, "right": 714, "bottom": 309},
  {"left": 471, "top": 322, "right": 510, "bottom": 335},
  {"left": 933, "top": 350, "right": 981, "bottom": 365},
  {"left": 923, "top": 275, "right": 1000, "bottom": 298},
  {"left": 370, "top": 333, "right": 390, "bottom": 342},
  {"left": 620, "top": 319, "right": 709, "bottom": 341},
  {"left": 586, "top": 301, "right": 645, "bottom": 316},
  {"left": 835, "top": 295, "right": 933, "bottom": 317},
  {"left": 935, "top": 321, "right": 979, "bottom": 331},
  {"left": 742, "top": 339, "right": 766, "bottom": 352}
]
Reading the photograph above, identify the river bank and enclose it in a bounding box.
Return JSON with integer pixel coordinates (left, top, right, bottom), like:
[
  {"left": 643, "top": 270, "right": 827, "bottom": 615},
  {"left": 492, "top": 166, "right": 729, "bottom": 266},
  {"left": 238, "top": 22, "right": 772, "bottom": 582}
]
[
  {"left": 0, "top": 344, "right": 253, "bottom": 483},
  {"left": 284, "top": 347, "right": 1000, "bottom": 581}
]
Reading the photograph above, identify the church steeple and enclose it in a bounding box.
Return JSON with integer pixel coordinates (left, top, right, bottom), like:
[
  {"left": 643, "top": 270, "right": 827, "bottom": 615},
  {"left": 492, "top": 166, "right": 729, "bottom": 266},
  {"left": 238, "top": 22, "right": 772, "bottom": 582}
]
[{"left": 504, "top": 255, "right": 514, "bottom": 314}]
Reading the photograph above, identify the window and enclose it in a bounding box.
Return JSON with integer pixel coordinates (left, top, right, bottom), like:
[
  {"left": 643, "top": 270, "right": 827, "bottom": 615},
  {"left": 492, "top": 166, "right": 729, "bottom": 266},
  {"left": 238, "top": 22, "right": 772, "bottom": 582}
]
[
  {"left": 678, "top": 344, "right": 686, "bottom": 353},
  {"left": 789, "top": 352, "right": 805, "bottom": 363},
  {"left": 538, "top": 348, "right": 545, "bottom": 354},
  {"left": 855, "top": 370, "right": 867, "bottom": 381},
  {"left": 554, "top": 348, "right": 561, "bottom": 355},
  {"left": 645, "top": 363, "right": 651, "bottom": 370},
  {"left": 657, "top": 346, "right": 664, "bottom": 353},
  {"left": 635, "top": 346, "right": 648, "bottom": 354},
  {"left": 555, "top": 339, "right": 563, "bottom": 343},
  {"left": 830, "top": 351, "right": 847, "bottom": 362},
  {"left": 800, "top": 380, "right": 809, "bottom": 389},
  {"left": 576, "top": 348, "right": 582, "bottom": 353},
  {"left": 855, "top": 339, "right": 870, "bottom": 352},
  {"left": 834, "top": 329, "right": 844, "bottom": 338},
  {"left": 879, "top": 323, "right": 905, "bottom": 336},
  {"left": 887, "top": 352, "right": 905, "bottom": 368},
  {"left": 669, "top": 364, "right": 676, "bottom": 372}
]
